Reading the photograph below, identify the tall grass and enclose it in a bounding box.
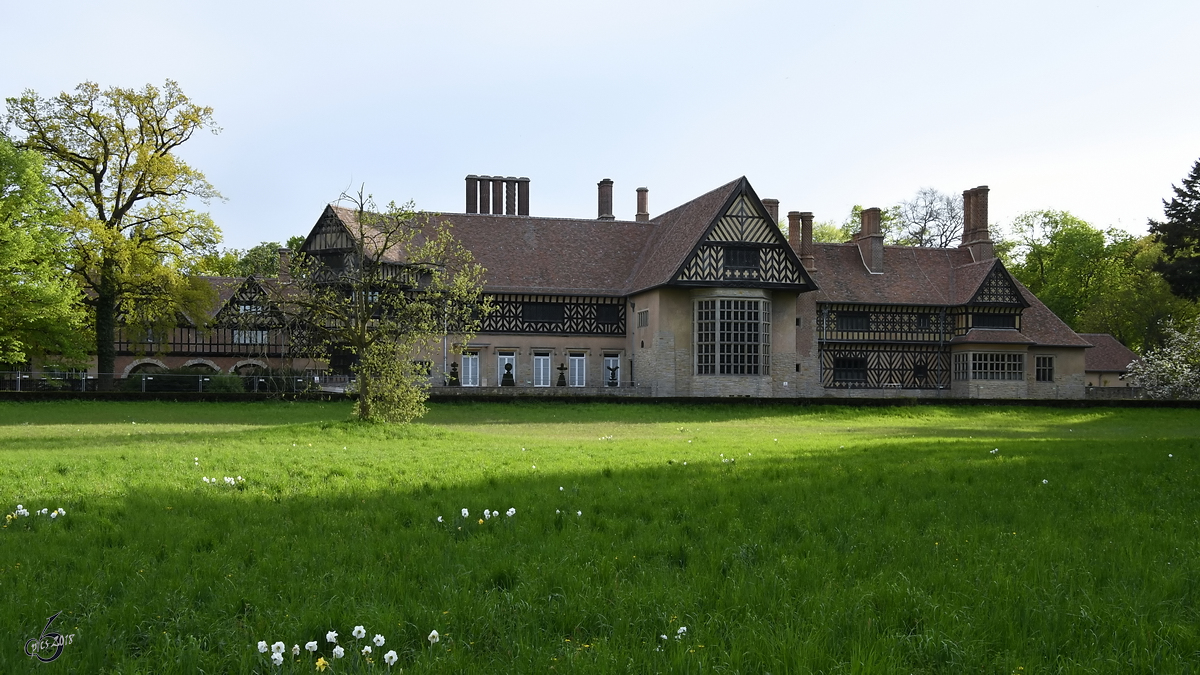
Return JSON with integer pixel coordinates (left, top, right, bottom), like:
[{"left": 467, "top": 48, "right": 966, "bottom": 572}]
[{"left": 1, "top": 401, "right": 1197, "bottom": 673}]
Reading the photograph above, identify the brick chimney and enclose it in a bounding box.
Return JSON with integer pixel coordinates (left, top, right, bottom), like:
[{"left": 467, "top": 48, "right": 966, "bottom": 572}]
[
  {"left": 959, "top": 186, "right": 994, "bottom": 260},
  {"left": 762, "top": 199, "right": 780, "bottom": 224},
  {"left": 856, "top": 207, "right": 884, "bottom": 273},
  {"left": 278, "top": 247, "right": 291, "bottom": 281},
  {"left": 598, "top": 178, "right": 614, "bottom": 220},
  {"left": 517, "top": 177, "right": 530, "bottom": 215},
  {"left": 787, "top": 211, "right": 801, "bottom": 254},
  {"left": 636, "top": 187, "right": 649, "bottom": 222},
  {"left": 800, "top": 211, "right": 815, "bottom": 272},
  {"left": 478, "top": 176, "right": 492, "bottom": 214},
  {"left": 491, "top": 179, "right": 504, "bottom": 216},
  {"left": 465, "top": 175, "right": 479, "bottom": 213},
  {"left": 504, "top": 177, "right": 517, "bottom": 215}
]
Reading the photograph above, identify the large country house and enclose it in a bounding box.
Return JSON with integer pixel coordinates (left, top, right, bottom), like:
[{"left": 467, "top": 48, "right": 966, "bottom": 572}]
[{"left": 108, "top": 174, "right": 1100, "bottom": 399}]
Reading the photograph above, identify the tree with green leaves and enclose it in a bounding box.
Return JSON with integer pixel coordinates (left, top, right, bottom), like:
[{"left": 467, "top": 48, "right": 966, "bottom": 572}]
[
  {"left": 1150, "top": 158, "right": 1200, "bottom": 300},
  {"left": 0, "top": 137, "right": 87, "bottom": 366},
  {"left": 287, "top": 189, "right": 487, "bottom": 422},
  {"left": 6, "top": 81, "right": 222, "bottom": 387}
]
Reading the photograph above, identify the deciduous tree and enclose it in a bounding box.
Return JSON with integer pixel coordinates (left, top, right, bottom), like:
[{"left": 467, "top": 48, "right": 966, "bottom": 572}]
[
  {"left": 894, "top": 187, "right": 963, "bottom": 247},
  {"left": 6, "top": 80, "right": 222, "bottom": 388},
  {"left": 286, "top": 188, "right": 487, "bottom": 422},
  {"left": 0, "top": 137, "right": 86, "bottom": 365}
]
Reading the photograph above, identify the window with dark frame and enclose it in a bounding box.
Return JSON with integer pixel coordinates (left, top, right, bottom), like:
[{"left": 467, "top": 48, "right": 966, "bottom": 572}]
[
  {"left": 970, "top": 352, "right": 1024, "bottom": 380},
  {"left": 596, "top": 304, "right": 621, "bottom": 325},
  {"left": 724, "top": 246, "right": 759, "bottom": 269},
  {"left": 522, "top": 302, "right": 565, "bottom": 324},
  {"left": 837, "top": 312, "right": 870, "bottom": 331},
  {"left": 913, "top": 362, "right": 928, "bottom": 380},
  {"left": 972, "top": 313, "right": 1017, "bottom": 329},
  {"left": 1035, "top": 355, "right": 1054, "bottom": 382},
  {"left": 696, "top": 299, "right": 769, "bottom": 376},
  {"left": 832, "top": 356, "right": 868, "bottom": 383},
  {"left": 916, "top": 314, "right": 931, "bottom": 330}
]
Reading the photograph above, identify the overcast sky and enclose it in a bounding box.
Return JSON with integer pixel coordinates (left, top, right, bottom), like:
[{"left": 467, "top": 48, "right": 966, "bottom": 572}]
[{"left": 5, "top": 0, "right": 1198, "bottom": 250}]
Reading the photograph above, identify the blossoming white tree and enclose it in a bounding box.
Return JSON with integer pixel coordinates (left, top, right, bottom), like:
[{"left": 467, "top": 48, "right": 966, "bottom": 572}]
[{"left": 1126, "top": 320, "right": 1200, "bottom": 399}]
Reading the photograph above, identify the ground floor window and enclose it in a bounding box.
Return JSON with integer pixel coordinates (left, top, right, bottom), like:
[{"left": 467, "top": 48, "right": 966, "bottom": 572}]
[
  {"left": 533, "top": 352, "right": 551, "bottom": 387},
  {"left": 1035, "top": 355, "right": 1054, "bottom": 382},
  {"left": 603, "top": 354, "right": 620, "bottom": 387},
  {"left": 695, "top": 298, "right": 770, "bottom": 375},
  {"left": 568, "top": 353, "right": 586, "bottom": 387},
  {"left": 833, "top": 356, "right": 867, "bottom": 383},
  {"left": 461, "top": 352, "right": 480, "bottom": 386},
  {"left": 970, "top": 352, "right": 1024, "bottom": 381},
  {"left": 497, "top": 351, "right": 516, "bottom": 386}
]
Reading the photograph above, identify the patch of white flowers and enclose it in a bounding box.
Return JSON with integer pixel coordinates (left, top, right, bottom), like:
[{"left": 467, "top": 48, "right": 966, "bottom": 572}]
[
  {"left": 257, "top": 625, "right": 422, "bottom": 669},
  {"left": 439, "top": 506, "right": 518, "bottom": 525},
  {"left": 201, "top": 476, "right": 245, "bottom": 487},
  {"left": 5, "top": 505, "right": 65, "bottom": 526}
]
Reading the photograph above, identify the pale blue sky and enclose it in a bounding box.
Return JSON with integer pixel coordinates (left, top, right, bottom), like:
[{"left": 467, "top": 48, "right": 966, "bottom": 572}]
[{"left": 5, "top": 0, "right": 1198, "bottom": 250}]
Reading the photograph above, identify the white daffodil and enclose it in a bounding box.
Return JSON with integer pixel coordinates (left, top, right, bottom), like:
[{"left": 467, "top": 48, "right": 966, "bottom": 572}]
[
  {"left": 484, "top": 510, "right": 491, "bottom": 519},
  {"left": 50, "top": 512, "right": 57, "bottom": 519},
  {"left": 659, "top": 634, "right": 668, "bottom": 640},
  {"left": 1042, "top": 479, "right": 1049, "bottom": 484},
  {"left": 559, "top": 486, "right": 564, "bottom": 491},
  {"left": 437, "top": 515, "right": 443, "bottom": 522},
  {"left": 373, "top": 634, "right": 385, "bottom": 647},
  {"left": 57, "top": 508, "right": 65, "bottom": 516},
  {"left": 326, "top": 630, "right": 338, "bottom": 643},
  {"left": 677, "top": 626, "right": 687, "bottom": 636},
  {"left": 353, "top": 626, "right": 366, "bottom": 639},
  {"left": 384, "top": 650, "right": 398, "bottom": 665},
  {"left": 272, "top": 641, "right": 285, "bottom": 654},
  {"left": 362, "top": 645, "right": 372, "bottom": 656},
  {"left": 506, "top": 507, "right": 516, "bottom": 517},
  {"left": 428, "top": 629, "right": 439, "bottom": 644},
  {"left": 461, "top": 508, "right": 469, "bottom": 518},
  {"left": 332, "top": 645, "right": 345, "bottom": 658},
  {"left": 305, "top": 641, "right": 318, "bottom": 652},
  {"left": 258, "top": 640, "right": 269, "bottom": 653},
  {"left": 292, "top": 644, "right": 300, "bottom": 656},
  {"left": 271, "top": 652, "right": 284, "bottom": 666},
  {"left": 577, "top": 511, "right": 582, "bottom": 516}
]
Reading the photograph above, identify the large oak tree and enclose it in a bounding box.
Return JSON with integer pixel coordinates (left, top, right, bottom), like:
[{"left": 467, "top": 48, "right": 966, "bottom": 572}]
[{"left": 6, "top": 81, "right": 222, "bottom": 387}]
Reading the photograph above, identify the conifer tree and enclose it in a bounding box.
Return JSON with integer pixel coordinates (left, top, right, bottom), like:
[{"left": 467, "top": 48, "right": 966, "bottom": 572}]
[{"left": 1150, "top": 158, "right": 1200, "bottom": 300}]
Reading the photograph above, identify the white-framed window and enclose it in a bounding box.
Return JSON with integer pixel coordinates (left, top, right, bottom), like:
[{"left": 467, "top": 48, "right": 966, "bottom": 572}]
[
  {"left": 695, "top": 298, "right": 770, "bottom": 375},
  {"left": 533, "top": 352, "right": 551, "bottom": 387},
  {"left": 568, "top": 353, "right": 586, "bottom": 387},
  {"left": 603, "top": 354, "right": 620, "bottom": 387},
  {"left": 970, "top": 352, "right": 1024, "bottom": 381},
  {"left": 461, "top": 352, "right": 480, "bottom": 387},
  {"left": 233, "top": 330, "right": 269, "bottom": 344},
  {"left": 497, "top": 351, "right": 516, "bottom": 386},
  {"left": 1035, "top": 355, "right": 1054, "bottom": 382}
]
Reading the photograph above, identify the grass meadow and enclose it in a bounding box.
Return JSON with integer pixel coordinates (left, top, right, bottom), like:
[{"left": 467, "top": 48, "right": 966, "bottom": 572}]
[{"left": 0, "top": 400, "right": 1197, "bottom": 674}]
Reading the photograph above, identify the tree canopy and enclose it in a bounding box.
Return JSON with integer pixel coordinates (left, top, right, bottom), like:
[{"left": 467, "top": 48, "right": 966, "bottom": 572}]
[
  {"left": 0, "top": 137, "right": 86, "bottom": 365},
  {"left": 6, "top": 80, "right": 222, "bottom": 386},
  {"left": 285, "top": 189, "right": 487, "bottom": 422},
  {"left": 1149, "top": 158, "right": 1200, "bottom": 300}
]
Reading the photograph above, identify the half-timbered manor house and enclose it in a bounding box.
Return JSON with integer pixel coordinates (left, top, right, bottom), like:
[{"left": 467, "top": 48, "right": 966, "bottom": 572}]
[{"left": 111, "top": 174, "right": 1096, "bottom": 399}]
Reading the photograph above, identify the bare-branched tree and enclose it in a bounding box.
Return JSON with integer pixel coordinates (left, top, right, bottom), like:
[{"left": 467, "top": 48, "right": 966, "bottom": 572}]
[{"left": 895, "top": 188, "right": 964, "bottom": 247}]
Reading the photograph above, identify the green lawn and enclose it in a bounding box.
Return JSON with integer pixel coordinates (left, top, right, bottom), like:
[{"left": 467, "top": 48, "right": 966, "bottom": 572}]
[{"left": 1, "top": 401, "right": 1197, "bottom": 674}]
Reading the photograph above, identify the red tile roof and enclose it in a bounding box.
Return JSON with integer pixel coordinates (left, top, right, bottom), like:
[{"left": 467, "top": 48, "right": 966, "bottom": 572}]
[
  {"left": 1079, "top": 333, "right": 1138, "bottom": 372},
  {"left": 949, "top": 329, "right": 1036, "bottom": 345}
]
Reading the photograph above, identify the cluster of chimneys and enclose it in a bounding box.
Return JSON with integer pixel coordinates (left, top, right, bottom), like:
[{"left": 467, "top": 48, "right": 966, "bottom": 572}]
[
  {"left": 461, "top": 174, "right": 992, "bottom": 273},
  {"left": 465, "top": 175, "right": 530, "bottom": 216}
]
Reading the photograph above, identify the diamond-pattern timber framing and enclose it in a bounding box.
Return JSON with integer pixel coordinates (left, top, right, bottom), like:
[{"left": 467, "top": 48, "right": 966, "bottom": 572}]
[
  {"left": 820, "top": 344, "right": 950, "bottom": 389},
  {"left": 481, "top": 295, "right": 625, "bottom": 336},
  {"left": 970, "top": 264, "right": 1027, "bottom": 306},
  {"left": 817, "top": 304, "right": 954, "bottom": 343},
  {"left": 673, "top": 179, "right": 814, "bottom": 290}
]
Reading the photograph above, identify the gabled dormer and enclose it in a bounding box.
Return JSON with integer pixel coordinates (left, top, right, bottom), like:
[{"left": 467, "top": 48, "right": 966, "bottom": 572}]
[
  {"left": 968, "top": 260, "right": 1028, "bottom": 307},
  {"left": 671, "top": 178, "right": 815, "bottom": 290}
]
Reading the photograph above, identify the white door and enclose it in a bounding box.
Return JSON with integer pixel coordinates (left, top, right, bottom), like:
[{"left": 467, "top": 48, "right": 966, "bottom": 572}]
[
  {"left": 533, "top": 353, "right": 551, "bottom": 387},
  {"left": 461, "top": 353, "right": 479, "bottom": 387}
]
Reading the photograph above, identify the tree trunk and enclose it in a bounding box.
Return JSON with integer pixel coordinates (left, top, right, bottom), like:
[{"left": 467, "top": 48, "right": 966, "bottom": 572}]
[{"left": 96, "top": 258, "right": 118, "bottom": 391}]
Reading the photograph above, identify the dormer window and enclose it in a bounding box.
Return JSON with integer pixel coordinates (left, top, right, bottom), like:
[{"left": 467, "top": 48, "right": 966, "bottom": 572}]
[{"left": 973, "top": 313, "right": 1017, "bottom": 329}]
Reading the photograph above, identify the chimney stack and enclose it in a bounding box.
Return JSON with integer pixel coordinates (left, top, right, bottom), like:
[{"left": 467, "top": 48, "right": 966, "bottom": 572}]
[
  {"left": 856, "top": 207, "right": 884, "bottom": 273},
  {"left": 491, "top": 178, "right": 504, "bottom": 215},
  {"left": 787, "top": 211, "right": 801, "bottom": 253},
  {"left": 465, "top": 175, "right": 479, "bottom": 213},
  {"left": 762, "top": 199, "right": 780, "bottom": 224},
  {"left": 504, "top": 177, "right": 517, "bottom": 215},
  {"left": 478, "top": 176, "right": 492, "bottom": 214},
  {"left": 636, "top": 187, "right": 649, "bottom": 222},
  {"left": 597, "top": 178, "right": 614, "bottom": 220},
  {"left": 959, "top": 186, "right": 994, "bottom": 260},
  {"left": 800, "top": 211, "right": 815, "bottom": 272},
  {"left": 517, "top": 177, "right": 530, "bottom": 215},
  {"left": 278, "top": 247, "right": 292, "bottom": 281}
]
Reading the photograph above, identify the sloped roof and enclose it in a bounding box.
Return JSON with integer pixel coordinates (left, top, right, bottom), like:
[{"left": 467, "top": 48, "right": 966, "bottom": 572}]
[
  {"left": 1013, "top": 281, "right": 1092, "bottom": 347},
  {"left": 949, "top": 329, "right": 1035, "bottom": 345},
  {"left": 809, "top": 244, "right": 976, "bottom": 305},
  {"left": 1079, "top": 333, "right": 1138, "bottom": 372}
]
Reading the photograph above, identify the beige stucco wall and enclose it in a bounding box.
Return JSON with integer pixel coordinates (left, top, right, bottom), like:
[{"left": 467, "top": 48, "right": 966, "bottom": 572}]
[
  {"left": 1026, "top": 347, "right": 1086, "bottom": 399},
  {"left": 1086, "top": 371, "right": 1131, "bottom": 388}
]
